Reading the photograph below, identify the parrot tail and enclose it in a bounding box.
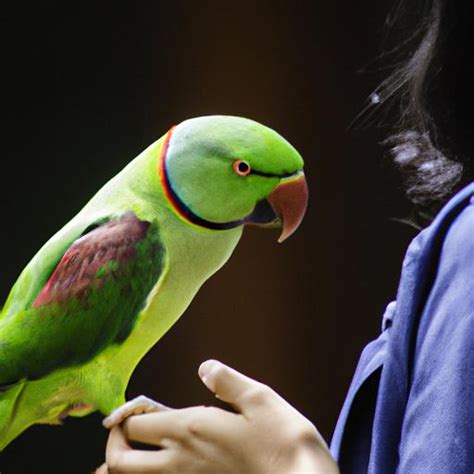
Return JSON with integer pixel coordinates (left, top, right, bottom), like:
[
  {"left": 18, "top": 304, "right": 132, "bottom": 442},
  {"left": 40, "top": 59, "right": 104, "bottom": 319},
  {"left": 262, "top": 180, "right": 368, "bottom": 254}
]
[{"left": 0, "top": 380, "right": 26, "bottom": 451}]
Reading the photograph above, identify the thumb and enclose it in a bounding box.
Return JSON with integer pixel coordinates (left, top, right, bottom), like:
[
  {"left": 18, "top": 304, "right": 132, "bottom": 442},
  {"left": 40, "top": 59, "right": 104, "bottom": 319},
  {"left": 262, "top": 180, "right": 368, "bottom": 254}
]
[{"left": 198, "top": 359, "right": 272, "bottom": 414}]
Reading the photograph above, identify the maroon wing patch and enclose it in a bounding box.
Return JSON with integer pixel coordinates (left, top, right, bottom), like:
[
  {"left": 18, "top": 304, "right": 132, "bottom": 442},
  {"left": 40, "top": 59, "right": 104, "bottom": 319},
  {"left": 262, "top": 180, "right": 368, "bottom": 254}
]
[{"left": 32, "top": 213, "right": 150, "bottom": 308}]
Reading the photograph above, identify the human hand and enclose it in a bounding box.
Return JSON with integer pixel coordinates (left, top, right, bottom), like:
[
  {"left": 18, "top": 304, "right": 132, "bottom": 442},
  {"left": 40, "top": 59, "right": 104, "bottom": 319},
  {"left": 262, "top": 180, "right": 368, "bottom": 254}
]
[{"left": 105, "top": 360, "right": 339, "bottom": 473}]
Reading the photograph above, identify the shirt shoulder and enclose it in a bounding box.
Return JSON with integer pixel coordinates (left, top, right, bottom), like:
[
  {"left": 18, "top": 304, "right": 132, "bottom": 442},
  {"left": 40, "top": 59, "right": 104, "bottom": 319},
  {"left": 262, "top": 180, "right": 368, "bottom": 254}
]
[{"left": 441, "top": 199, "right": 474, "bottom": 267}]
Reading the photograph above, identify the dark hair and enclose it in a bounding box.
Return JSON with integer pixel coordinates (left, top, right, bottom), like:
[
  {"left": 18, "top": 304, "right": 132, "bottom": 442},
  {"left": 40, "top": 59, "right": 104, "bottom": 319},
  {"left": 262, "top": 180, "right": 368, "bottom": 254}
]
[{"left": 373, "top": 0, "right": 474, "bottom": 210}]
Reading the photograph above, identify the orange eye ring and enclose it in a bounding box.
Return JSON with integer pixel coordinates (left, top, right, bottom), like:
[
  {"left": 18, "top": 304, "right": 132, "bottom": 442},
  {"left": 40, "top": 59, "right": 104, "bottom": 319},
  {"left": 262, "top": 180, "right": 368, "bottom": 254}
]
[{"left": 233, "top": 159, "right": 251, "bottom": 176}]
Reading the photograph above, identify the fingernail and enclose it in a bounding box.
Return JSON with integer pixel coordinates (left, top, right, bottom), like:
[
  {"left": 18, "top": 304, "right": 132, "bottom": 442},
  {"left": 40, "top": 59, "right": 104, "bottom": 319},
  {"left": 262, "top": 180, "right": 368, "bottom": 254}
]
[{"left": 199, "top": 359, "right": 220, "bottom": 380}]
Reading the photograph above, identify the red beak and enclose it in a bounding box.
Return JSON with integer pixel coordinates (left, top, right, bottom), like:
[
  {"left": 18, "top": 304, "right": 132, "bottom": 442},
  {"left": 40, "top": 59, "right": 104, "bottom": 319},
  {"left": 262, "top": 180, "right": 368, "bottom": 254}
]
[{"left": 267, "top": 174, "right": 308, "bottom": 242}]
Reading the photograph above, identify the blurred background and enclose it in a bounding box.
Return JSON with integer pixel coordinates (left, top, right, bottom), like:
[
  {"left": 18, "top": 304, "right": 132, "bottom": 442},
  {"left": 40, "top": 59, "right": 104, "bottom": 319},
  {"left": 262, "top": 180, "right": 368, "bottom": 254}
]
[{"left": 0, "top": 1, "right": 416, "bottom": 471}]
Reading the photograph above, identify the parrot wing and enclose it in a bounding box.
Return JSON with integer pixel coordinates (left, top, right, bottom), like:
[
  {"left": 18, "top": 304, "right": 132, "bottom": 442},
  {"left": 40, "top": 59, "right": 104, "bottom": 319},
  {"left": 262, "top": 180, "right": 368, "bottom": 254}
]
[{"left": 0, "top": 211, "right": 166, "bottom": 385}]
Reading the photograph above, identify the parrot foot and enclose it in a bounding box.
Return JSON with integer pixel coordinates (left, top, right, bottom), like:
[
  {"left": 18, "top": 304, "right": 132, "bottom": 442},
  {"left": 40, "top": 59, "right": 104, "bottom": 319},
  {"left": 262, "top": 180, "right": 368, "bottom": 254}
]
[
  {"left": 55, "top": 402, "right": 94, "bottom": 424},
  {"left": 102, "top": 395, "right": 169, "bottom": 429}
]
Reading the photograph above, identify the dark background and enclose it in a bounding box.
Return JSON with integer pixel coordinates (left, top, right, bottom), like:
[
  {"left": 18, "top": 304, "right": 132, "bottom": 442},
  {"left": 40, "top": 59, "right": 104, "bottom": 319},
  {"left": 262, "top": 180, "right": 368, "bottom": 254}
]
[{"left": 0, "top": 1, "right": 415, "bottom": 472}]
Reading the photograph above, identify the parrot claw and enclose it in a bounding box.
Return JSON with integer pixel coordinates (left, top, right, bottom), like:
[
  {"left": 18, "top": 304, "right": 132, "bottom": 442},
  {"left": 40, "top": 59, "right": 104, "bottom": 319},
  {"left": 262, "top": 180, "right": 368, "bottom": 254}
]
[
  {"left": 102, "top": 395, "right": 169, "bottom": 429},
  {"left": 53, "top": 402, "right": 94, "bottom": 424}
]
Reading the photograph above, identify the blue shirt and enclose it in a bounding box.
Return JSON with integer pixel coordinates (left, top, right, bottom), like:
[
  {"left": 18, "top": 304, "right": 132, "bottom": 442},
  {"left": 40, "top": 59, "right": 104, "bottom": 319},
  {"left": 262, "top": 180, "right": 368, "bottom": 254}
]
[{"left": 330, "top": 182, "right": 474, "bottom": 473}]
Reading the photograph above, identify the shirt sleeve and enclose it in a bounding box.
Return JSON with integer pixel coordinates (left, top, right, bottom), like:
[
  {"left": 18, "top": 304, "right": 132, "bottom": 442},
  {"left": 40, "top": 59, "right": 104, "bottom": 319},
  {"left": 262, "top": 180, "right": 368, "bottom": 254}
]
[{"left": 397, "top": 203, "right": 474, "bottom": 473}]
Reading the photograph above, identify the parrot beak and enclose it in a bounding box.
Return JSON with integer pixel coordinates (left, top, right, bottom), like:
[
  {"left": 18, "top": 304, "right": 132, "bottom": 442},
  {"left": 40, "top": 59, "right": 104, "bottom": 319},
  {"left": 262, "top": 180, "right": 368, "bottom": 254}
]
[{"left": 267, "top": 173, "right": 308, "bottom": 243}]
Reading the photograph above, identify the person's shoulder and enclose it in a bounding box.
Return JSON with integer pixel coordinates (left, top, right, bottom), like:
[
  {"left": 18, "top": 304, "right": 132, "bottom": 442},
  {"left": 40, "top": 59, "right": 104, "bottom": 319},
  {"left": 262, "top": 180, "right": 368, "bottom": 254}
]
[
  {"left": 440, "top": 197, "right": 474, "bottom": 268},
  {"left": 444, "top": 197, "right": 474, "bottom": 246}
]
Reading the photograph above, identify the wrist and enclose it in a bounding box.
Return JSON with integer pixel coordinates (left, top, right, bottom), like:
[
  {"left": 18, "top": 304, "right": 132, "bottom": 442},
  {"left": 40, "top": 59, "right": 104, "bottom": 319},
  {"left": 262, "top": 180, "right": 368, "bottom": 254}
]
[
  {"left": 283, "top": 431, "right": 339, "bottom": 474},
  {"left": 290, "top": 444, "right": 339, "bottom": 474}
]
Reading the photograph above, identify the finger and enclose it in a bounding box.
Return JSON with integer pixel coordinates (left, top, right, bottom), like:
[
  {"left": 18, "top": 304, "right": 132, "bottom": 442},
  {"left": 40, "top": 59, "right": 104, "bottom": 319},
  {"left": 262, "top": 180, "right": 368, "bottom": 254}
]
[
  {"left": 94, "top": 463, "right": 109, "bottom": 474},
  {"left": 106, "top": 425, "right": 172, "bottom": 473},
  {"left": 108, "top": 450, "right": 172, "bottom": 474},
  {"left": 126, "top": 405, "right": 245, "bottom": 447},
  {"left": 103, "top": 396, "right": 171, "bottom": 429},
  {"left": 107, "top": 424, "right": 130, "bottom": 451},
  {"left": 198, "top": 360, "right": 274, "bottom": 414},
  {"left": 123, "top": 409, "right": 195, "bottom": 445}
]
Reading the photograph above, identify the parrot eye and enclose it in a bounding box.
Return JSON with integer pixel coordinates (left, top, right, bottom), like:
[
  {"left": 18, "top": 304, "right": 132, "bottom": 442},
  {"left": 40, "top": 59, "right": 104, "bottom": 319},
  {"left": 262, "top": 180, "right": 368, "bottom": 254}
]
[{"left": 233, "top": 160, "right": 251, "bottom": 176}]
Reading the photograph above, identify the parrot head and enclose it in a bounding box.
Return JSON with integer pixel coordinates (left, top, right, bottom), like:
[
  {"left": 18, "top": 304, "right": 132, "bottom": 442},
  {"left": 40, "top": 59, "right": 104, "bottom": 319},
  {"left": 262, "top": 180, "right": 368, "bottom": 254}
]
[{"left": 160, "top": 115, "right": 308, "bottom": 242}]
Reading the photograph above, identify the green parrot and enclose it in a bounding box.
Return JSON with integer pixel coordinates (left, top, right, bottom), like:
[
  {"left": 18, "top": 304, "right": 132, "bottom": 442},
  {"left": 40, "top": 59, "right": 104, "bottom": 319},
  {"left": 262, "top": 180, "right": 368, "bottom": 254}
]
[{"left": 0, "top": 115, "right": 308, "bottom": 450}]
